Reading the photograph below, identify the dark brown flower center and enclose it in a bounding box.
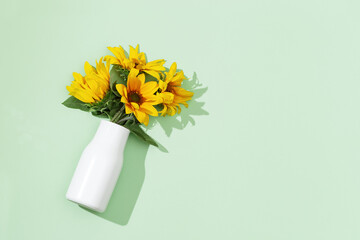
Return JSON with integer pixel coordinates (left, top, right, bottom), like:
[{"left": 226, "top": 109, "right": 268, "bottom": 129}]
[
  {"left": 166, "top": 84, "right": 174, "bottom": 92},
  {"left": 129, "top": 92, "right": 141, "bottom": 103}
]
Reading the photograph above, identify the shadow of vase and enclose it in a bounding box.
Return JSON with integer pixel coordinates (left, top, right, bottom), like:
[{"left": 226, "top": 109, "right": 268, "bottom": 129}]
[
  {"left": 80, "top": 71, "right": 208, "bottom": 224},
  {"left": 81, "top": 134, "right": 149, "bottom": 225}
]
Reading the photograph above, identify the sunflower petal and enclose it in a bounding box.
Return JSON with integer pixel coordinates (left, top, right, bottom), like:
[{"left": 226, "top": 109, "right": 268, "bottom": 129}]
[
  {"left": 166, "top": 62, "right": 177, "bottom": 80},
  {"left": 129, "top": 44, "right": 139, "bottom": 61},
  {"left": 116, "top": 84, "right": 128, "bottom": 98},
  {"left": 138, "top": 73, "right": 146, "bottom": 85},
  {"left": 104, "top": 55, "right": 120, "bottom": 65},
  {"left": 131, "top": 102, "right": 139, "bottom": 109},
  {"left": 134, "top": 110, "right": 147, "bottom": 124},
  {"left": 140, "top": 103, "right": 158, "bottom": 116},
  {"left": 143, "top": 114, "right": 149, "bottom": 126},
  {"left": 160, "top": 92, "right": 174, "bottom": 104},
  {"left": 84, "top": 62, "right": 96, "bottom": 76},
  {"left": 141, "top": 81, "right": 158, "bottom": 95},
  {"left": 125, "top": 104, "right": 133, "bottom": 114},
  {"left": 107, "top": 46, "right": 127, "bottom": 65}
]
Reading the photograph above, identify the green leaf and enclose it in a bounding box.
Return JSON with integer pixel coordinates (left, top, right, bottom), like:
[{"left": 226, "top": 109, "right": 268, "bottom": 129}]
[
  {"left": 110, "top": 65, "right": 129, "bottom": 97},
  {"left": 83, "top": 90, "right": 123, "bottom": 119},
  {"left": 124, "top": 121, "right": 159, "bottom": 147},
  {"left": 91, "top": 111, "right": 109, "bottom": 118},
  {"left": 143, "top": 72, "right": 159, "bottom": 83},
  {"left": 62, "top": 96, "right": 90, "bottom": 112}
]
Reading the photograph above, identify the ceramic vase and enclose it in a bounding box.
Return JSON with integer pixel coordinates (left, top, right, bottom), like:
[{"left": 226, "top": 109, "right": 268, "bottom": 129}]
[{"left": 66, "top": 120, "right": 130, "bottom": 212}]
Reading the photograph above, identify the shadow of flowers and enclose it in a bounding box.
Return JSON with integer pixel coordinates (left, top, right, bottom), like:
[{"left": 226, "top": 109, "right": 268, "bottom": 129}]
[{"left": 147, "top": 72, "right": 209, "bottom": 138}]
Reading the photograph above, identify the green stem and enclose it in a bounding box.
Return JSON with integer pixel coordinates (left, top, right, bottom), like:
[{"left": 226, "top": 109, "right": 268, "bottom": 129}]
[
  {"left": 116, "top": 115, "right": 133, "bottom": 125},
  {"left": 111, "top": 106, "right": 124, "bottom": 123}
]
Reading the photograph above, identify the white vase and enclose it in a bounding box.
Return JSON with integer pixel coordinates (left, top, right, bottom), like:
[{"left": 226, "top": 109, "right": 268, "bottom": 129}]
[{"left": 66, "top": 120, "right": 130, "bottom": 212}]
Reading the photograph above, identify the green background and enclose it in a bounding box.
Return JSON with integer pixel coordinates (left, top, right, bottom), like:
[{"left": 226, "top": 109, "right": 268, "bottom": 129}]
[{"left": 1, "top": 0, "right": 360, "bottom": 239}]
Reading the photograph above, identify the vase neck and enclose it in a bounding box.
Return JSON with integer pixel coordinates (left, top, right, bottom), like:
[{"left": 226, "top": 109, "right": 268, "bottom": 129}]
[{"left": 92, "top": 120, "right": 130, "bottom": 148}]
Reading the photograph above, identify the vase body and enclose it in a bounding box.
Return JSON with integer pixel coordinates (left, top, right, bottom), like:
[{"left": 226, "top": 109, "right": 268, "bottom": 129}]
[{"left": 66, "top": 120, "right": 130, "bottom": 212}]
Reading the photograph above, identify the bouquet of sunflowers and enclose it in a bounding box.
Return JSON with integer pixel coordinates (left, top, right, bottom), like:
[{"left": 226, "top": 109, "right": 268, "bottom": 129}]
[
  {"left": 63, "top": 44, "right": 194, "bottom": 146},
  {"left": 64, "top": 44, "right": 195, "bottom": 213}
]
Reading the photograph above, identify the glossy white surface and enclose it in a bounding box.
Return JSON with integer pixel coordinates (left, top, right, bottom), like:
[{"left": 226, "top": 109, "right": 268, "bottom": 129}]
[{"left": 66, "top": 120, "right": 130, "bottom": 212}]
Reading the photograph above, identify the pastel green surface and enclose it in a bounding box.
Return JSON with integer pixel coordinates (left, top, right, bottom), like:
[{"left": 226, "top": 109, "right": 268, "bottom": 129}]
[{"left": 1, "top": 0, "right": 360, "bottom": 239}]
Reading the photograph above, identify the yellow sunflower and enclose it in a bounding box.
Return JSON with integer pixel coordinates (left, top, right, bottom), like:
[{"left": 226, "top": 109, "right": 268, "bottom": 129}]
[
  {"left": 66, "top": 58, "right": 110, "bottom": 103},
  {"left": 116, "top": 68, "right": 160, "bottom": 125},
  {"left": 105, "top": 45, "right": 133, "bottom": 69},
  {"left": 106, "top": 44, "right": 166, "bottom": 80},
  {"left": 158, "top": 62, "right": 194, "bottom": 116}
]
